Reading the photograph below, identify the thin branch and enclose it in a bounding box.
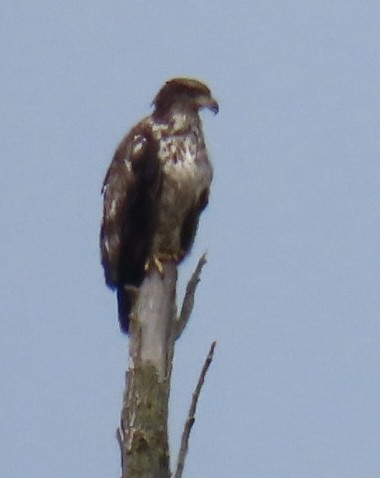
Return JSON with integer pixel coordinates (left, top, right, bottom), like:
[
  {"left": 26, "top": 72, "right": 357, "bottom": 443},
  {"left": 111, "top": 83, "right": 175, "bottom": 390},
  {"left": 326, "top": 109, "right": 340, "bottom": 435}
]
[
  {"left": 176, "top": 253, "right": 207, "bottom": 339},
  {"left": 174, "top": 341, "right": 217, "bottom": 478}
]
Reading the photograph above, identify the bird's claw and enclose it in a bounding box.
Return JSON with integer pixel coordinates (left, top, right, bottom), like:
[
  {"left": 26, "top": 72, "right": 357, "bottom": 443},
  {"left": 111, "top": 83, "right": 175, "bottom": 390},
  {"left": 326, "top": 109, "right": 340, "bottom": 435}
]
[{"left": 144, "top": 253, "right": 180, "bottom": 275}]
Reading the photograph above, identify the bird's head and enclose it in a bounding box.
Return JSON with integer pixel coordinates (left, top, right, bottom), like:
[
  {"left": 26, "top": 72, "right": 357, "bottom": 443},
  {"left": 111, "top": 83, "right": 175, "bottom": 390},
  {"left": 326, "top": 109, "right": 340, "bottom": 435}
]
[{"left": 152, "top": 78, "right": 219, "bottom": 117}]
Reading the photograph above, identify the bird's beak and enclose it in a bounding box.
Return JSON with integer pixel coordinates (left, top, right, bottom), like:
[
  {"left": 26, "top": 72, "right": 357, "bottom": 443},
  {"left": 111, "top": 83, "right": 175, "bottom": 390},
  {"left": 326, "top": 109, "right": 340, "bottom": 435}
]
[
  {"left": 198, "top": 95, "right": 219, "bottom": 114},
  {"left": 208, "top": 97, "right": 219, "bottom": 115}
]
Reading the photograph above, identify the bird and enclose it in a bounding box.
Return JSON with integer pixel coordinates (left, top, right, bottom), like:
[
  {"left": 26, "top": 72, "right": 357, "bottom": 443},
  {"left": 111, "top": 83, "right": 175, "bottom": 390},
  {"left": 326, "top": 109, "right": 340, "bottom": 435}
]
[{"left": 100, "top": 77, "right": 218, "bottom": 333}]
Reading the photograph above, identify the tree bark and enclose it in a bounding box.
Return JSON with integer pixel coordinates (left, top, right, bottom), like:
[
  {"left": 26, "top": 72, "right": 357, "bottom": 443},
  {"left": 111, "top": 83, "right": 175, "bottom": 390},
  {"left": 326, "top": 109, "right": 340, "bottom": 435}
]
[
  {"left": 118, "top": 262, "right": 177, "bottom": 478},
  {"left": 117, "top": 256, "right": 211, "bottom": 478}
]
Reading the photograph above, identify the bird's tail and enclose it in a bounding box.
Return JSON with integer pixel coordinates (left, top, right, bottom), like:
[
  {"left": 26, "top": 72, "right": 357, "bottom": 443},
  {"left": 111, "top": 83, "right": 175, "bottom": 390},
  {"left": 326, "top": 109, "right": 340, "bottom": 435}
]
[{"left": 117, "top": 285, "right": 132, "bottom": 334}]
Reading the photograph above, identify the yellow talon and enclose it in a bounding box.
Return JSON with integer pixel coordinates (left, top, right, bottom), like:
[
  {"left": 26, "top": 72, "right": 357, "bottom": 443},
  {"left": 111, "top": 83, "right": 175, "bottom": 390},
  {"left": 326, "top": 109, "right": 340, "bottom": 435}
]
[
  {"left": 144, "top": 253, "right": 179, "bottom": 274},
  {"left": 153, "top": 255, "right": 164, "bottom": 274}
]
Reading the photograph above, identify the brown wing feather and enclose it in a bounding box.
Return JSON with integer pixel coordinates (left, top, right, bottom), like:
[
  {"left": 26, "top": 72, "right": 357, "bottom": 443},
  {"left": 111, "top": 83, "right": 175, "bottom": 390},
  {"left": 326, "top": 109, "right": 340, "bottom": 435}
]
[
  {"left": 180, "top": 187, "right": 209, "bottom": 256},
  {"left": 100, "top": 125, "right": 161, "bottom": 331}
]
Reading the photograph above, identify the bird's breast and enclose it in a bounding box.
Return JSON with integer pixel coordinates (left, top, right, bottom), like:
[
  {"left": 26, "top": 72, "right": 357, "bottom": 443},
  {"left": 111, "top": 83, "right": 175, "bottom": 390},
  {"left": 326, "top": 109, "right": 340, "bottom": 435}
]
[
  {"left": 151, "top": 132, "right": 212, "bottom": 253},
  {"left": 159, "top": 133, "right": 211, "bottom": 205}
]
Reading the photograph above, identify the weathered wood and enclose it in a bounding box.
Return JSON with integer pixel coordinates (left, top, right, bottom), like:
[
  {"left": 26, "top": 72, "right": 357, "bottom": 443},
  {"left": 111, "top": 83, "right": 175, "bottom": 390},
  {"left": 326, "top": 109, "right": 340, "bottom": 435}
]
[
  {"left": 117, "top": 257, "right": 212, "bottom": 478},
  {"left": 119, "top": 262, "right": 177, "bottom": 478},
  {"left": 174, "top": 341, "right": 216, "bottom": 478}
]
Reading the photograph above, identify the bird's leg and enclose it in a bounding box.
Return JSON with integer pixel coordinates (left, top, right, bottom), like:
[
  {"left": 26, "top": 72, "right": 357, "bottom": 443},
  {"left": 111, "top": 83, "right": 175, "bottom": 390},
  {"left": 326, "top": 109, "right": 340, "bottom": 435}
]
[{"left": 144, "top": 252, "right": 180, "bottom": 275}]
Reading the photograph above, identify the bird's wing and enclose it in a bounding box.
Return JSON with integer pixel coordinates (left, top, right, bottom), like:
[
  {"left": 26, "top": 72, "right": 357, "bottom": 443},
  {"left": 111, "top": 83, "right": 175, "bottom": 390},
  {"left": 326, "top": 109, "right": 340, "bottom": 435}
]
[
  {"left": 180, "top": 187, "right": 210, "bottom": 255},
  {"left": 100, "top": 125, "right": 161, "bottom": 289}
]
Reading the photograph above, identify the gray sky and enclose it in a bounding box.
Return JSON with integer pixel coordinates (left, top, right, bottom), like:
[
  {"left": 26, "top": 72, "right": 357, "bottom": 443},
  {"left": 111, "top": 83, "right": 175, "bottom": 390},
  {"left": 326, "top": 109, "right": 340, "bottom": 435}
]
[{"left": 1, "top": 1, "right": 380, "bottom": 477}]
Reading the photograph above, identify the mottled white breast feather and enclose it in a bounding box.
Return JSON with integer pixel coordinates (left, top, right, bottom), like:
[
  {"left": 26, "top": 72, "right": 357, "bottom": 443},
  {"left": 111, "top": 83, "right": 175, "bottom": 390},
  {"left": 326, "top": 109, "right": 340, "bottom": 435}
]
[{"left": 145, "top": 113, "right": 212, "bottom": 254}]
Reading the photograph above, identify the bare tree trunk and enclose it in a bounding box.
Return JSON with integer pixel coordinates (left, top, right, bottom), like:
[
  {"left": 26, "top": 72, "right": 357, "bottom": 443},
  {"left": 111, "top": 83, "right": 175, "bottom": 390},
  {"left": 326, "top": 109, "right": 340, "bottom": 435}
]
[{"left": 117, "top": 256, "right": 213, "bottom": 478}]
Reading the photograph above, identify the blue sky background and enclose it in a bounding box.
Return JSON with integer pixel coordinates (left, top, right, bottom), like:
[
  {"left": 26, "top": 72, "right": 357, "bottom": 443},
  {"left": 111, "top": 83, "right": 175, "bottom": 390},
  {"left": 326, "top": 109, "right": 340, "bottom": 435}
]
[{"left": 1, "top": 1, "right": 380, "bottom": 477}]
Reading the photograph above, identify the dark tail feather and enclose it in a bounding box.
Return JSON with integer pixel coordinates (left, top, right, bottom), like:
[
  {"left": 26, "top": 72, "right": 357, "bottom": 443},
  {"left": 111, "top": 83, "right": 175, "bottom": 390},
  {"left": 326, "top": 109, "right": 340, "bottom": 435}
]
[{"left": 117, "top": 286, "right": 131, "bottom": 334}]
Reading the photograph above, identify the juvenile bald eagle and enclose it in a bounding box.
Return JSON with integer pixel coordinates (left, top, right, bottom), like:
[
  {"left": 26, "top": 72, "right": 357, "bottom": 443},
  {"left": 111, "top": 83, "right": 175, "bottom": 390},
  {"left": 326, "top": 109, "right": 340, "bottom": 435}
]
[{"left": 100, "top": 78, "right": 218, "bottom": 333}]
